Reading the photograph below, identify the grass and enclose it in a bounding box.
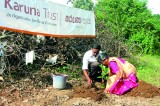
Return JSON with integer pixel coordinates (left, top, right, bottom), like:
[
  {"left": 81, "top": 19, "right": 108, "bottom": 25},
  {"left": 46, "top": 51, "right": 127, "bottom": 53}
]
[{"left": 136, "top": 55, "right": 160, "bottom": 87}]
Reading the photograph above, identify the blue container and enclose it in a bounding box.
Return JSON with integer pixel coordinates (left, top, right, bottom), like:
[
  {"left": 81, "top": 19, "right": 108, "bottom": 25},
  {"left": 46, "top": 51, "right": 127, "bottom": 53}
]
[{"left": 52, "top": 74, "right": 68, "bottom": 89}]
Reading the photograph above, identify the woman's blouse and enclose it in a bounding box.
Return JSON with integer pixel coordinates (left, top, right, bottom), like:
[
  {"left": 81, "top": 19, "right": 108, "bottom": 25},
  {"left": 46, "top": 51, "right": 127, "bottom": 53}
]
[{"left": 109, "top": 58, "right": 125, "bottom": 74}]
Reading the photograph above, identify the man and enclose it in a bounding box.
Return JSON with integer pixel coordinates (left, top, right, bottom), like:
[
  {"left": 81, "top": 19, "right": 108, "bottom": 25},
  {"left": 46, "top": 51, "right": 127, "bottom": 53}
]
[{"left": 82, "top": 44, "right": 102, "bottom": 86}]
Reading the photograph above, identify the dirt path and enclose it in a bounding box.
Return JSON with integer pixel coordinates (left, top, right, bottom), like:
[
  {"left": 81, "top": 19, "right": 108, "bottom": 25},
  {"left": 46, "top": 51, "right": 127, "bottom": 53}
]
[{"left": 0, "top": 80, "right": 160, "bottom": 106}]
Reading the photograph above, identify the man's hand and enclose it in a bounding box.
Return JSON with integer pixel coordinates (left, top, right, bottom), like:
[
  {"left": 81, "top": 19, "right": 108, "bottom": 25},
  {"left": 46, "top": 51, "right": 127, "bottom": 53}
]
[
  {"left": 87, "top": 78, "right": 92, "bottom": 86},
  {"left": 83, "top": 69, "right": 93, "bottom": 86}
]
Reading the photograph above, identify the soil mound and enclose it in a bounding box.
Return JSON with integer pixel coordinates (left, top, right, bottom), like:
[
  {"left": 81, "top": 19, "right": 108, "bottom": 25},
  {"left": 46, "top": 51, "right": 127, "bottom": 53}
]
[
  {"left": 124, "top": 80, "right": 160, "bottom": 98},
  {"left": 69, "top": 80, "right": 160, "bottom": 101},
  {"left": 69, "top": 85, "right": 105, "bottom": 101}
]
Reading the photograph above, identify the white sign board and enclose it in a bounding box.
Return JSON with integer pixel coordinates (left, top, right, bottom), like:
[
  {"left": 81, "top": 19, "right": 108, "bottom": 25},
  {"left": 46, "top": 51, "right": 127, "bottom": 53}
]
[{"left": 0, "top": 0, "right": 95, "bottom": 38}]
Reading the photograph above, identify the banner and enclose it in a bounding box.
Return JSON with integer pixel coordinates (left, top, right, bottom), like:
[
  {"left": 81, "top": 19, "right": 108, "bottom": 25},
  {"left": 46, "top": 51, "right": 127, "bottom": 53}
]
[{"left": 0, "top": 0, "right": 95, "bottom": 38}]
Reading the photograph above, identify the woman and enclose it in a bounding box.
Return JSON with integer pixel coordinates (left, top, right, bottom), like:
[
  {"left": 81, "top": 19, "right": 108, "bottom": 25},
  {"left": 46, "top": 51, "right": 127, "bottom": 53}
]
[{"left": 100, "top": 54, "right": 138, "bottom": 95}]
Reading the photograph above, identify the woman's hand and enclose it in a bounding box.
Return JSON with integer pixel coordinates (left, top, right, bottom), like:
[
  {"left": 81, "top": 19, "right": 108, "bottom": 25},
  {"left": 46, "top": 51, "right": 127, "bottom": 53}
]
[{"left": 104, "top": 88, "right": 110, "bottom": 94}]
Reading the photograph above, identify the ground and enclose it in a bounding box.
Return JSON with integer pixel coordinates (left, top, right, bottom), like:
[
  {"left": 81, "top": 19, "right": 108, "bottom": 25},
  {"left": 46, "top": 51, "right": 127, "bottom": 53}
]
[{"left": 0, "top": 79, "right": 160, "bottom": 106}]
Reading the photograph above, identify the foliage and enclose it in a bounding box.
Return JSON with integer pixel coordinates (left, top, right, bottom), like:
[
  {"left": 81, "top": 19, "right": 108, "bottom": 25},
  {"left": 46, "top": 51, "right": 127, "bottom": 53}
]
[
  {"left": 72, "top": 0, "right": 132, "bottom": 57},
  {"left": 98, "top": 64, "right": 108, "bottom": 80},
  {"left": 128, "top": 29, "right": 155, "bottom": 54},
  {"left": 137, "top": 55, "right": 160, "bottom": 87},
  {"left": 95, "top": 0, "right": 160, "bottom": 55},
  {"left": 97, "top": 64, "right": 108, "bottom": 88},
  {"left": 73, "top": 0, "right": 94, "bottom": 11},
  {"left": 146, "top": 14, "right": 160, "bottom": 54},
  {"left": 52, "top": 64, "right": 83, "bottom": 80}
]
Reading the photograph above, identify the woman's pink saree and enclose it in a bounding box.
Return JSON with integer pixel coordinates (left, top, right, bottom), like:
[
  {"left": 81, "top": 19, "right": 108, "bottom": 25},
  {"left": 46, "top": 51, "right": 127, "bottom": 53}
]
[{"left": 106, "top": 57, "right": 138, "bottom": 95}]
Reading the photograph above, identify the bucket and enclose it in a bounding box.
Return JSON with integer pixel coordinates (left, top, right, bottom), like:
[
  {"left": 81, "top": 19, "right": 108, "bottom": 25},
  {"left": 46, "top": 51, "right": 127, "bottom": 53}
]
[{"left": 52, "top": 74, "right": 68, "bottom": 89}]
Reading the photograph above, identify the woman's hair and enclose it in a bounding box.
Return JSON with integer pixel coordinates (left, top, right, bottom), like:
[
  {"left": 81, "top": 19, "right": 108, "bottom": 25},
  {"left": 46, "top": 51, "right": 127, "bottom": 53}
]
[
  {"left": 92, "top": 44, "right": 101, "bottom": 50},
  {"left": 98, "top": 51, "right": 109, "bottom": 62}
]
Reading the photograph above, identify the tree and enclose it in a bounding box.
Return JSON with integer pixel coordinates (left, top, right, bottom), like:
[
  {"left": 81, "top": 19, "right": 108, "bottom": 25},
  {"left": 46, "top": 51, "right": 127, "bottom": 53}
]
[
  {"left": 95, "top": 0, "right": 159, "bottom": 55},
  {"left": 73, "top": 0, "right": 94, "bottom": 11}
]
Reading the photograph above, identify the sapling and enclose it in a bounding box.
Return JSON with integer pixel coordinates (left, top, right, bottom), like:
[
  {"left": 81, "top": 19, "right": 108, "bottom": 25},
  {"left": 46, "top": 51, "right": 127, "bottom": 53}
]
[{"left": 97, "top": 64, "right": 108, "bottom": 88}]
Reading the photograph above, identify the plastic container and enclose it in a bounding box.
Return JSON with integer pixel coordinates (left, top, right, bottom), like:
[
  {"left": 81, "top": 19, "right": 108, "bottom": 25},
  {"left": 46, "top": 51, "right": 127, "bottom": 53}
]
[{"left": 52, "top": 74, "right": 68, "bottom": 89}]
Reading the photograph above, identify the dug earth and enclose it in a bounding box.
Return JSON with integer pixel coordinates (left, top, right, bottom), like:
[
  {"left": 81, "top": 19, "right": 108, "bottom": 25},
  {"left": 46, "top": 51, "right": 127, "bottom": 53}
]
[{"left": 0, "top": 79, "right": 160, "bottom": 106}]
